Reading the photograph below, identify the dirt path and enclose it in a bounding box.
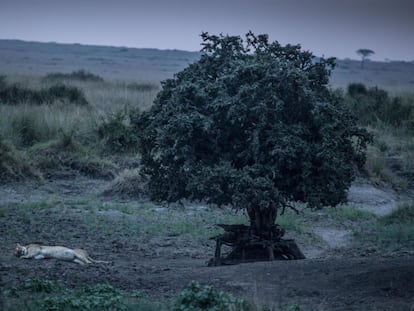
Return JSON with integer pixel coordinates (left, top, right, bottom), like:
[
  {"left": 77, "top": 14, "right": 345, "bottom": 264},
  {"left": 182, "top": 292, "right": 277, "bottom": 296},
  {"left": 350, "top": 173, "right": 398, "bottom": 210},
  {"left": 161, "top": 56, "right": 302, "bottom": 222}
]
[{"left": 1, "top": 177, "right": 413, "bottom": 310}]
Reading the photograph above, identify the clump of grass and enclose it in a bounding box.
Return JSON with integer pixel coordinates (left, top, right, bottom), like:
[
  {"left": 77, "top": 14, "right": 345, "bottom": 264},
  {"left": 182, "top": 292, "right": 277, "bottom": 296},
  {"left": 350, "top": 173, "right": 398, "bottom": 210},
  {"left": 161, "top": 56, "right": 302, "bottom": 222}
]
[
  {"left": 96, "top": 109, "right": 139, "bottom": 154},
  {"left": 44, "top": 70, "right": 105, "bottom": 83},
  {"left": 0, "top": 136, "right": 41, "bottom": 183},
  {"left": 102, "top": 168, "right": 147, "bottom": 199},
  {"left": 11, "top": 113, "right": 43, "bottom": 147},
  {"left": 277, "top": 208, "right": 305, "bottom": 233}
]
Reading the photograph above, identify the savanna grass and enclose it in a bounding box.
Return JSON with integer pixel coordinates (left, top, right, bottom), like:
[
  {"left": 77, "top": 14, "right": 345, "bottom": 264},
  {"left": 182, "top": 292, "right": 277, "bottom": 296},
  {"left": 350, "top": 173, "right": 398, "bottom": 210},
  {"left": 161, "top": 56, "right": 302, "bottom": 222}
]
[{"left": 0, "top": 73, "right": 158, "bottom": 158}]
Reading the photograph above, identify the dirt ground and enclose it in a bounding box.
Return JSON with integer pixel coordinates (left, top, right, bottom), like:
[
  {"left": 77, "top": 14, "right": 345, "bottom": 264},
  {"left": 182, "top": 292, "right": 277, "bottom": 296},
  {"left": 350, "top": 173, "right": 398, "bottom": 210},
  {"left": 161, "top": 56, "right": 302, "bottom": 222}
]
[{"left": 1, "top": 177, "right": 413, "bottom": 310}]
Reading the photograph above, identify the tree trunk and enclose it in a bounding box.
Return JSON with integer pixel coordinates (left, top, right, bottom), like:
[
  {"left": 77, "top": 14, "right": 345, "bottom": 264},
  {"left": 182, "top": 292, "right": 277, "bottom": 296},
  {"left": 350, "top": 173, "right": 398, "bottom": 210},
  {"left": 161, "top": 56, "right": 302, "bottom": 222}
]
[
  {"left": 209, "top": 206, "right": 305, "bottom": 266},
  {"left": 247, "top": 206, "right": 277, "bottom": 238}
]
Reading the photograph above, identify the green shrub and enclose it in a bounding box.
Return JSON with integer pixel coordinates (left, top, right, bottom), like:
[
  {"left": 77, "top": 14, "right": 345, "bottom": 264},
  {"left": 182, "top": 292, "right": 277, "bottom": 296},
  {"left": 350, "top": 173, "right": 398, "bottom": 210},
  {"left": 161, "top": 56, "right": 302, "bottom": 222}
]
[{"left": 174, "top": 281, "right": 248, "bottom": 311}]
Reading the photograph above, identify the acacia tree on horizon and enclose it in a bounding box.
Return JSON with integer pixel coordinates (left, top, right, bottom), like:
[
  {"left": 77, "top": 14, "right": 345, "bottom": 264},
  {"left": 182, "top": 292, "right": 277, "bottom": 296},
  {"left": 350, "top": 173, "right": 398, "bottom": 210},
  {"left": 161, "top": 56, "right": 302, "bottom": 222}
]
[
  {"left": 135, "top": 32, "right": 371, "bottom": 263},
  {"left": 356, "top": 48, "right": 375, "bottom": 68}
]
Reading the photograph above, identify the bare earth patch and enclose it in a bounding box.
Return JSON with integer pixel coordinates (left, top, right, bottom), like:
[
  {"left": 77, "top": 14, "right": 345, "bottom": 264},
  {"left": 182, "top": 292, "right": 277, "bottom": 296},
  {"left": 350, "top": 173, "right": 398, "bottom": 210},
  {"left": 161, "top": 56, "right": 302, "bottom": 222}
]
[{"left": 1, "top": 177, "right": 413, "bottom": 310}]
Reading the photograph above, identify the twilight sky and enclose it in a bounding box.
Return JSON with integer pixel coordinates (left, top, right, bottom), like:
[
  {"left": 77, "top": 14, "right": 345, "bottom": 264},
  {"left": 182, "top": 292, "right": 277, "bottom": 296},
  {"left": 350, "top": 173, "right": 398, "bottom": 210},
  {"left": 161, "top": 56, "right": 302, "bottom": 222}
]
[{"left": 1, "top": 0, "right": 413, "bottom": 61}]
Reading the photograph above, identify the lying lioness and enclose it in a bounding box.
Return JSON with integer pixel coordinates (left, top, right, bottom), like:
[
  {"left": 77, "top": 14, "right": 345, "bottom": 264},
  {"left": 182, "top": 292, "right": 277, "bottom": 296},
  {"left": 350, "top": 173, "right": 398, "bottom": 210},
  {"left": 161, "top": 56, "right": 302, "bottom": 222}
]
[{"left": 15, "top": 243, "right": 110, "bottom": 265}]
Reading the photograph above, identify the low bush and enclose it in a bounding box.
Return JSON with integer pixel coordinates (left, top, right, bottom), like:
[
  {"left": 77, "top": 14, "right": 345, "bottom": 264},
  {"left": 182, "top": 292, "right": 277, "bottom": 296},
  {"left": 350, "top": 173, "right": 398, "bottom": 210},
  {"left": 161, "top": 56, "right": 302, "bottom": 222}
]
[
  {"left": 44, "top": 70, "right": 105, "bottom": 82},
  {"left": 0, "top": 79, "right": 88, "bottom": 106}
]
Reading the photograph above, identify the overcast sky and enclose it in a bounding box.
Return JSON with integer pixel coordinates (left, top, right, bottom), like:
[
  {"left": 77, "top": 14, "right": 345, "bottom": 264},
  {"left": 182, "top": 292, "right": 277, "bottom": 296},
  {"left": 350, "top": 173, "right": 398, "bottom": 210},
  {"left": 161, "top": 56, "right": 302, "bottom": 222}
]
[{"left": 1, "top": 0, "right": 413, "bottom": 61}]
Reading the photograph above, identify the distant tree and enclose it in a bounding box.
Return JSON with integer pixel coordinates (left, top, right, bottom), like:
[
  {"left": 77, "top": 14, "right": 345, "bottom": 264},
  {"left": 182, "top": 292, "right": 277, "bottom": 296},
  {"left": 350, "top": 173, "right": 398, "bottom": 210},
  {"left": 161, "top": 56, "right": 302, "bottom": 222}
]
[
  {"left": 136, "top": 32, "right": 372, "bottom": 264},
  {"left": 356, "top": 49, "right": 375, "bottom": 68}
]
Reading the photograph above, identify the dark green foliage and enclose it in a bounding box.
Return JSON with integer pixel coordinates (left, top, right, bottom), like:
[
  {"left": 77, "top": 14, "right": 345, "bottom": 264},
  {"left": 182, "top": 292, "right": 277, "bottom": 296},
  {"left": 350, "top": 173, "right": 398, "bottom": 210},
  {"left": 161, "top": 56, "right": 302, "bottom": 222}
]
[
  {"left": 345, "top": 83, "right": 414, "bottom": 129},
  {"left": 174, "top": 281, "right": 248, "bottom": 311},
  {"left": 0, "top": 79, "right": 88, "bottom": 106},
  {"left": 44, "top": 70, "right": 105, "bottom": 82},
  {"left": 136, "top": 32, "right": 371, "bottom": 215},
  {"left": 46, "top": 84, "right": 89, "bottom": 105}
]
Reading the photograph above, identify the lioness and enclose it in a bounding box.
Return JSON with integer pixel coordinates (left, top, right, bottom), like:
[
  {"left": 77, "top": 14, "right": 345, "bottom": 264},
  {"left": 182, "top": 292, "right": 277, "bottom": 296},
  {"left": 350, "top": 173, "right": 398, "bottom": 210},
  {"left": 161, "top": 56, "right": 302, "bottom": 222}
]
[{"left": 15, "top": 243, "right": 109, "bottom": 265}]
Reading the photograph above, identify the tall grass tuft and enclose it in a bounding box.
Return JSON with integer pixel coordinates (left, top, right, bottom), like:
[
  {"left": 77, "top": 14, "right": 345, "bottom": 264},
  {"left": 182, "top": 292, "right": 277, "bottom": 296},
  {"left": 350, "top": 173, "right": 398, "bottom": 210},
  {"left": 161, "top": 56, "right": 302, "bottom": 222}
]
[{"left": 0, "top": 135, "right": 41, "bottom": 183}]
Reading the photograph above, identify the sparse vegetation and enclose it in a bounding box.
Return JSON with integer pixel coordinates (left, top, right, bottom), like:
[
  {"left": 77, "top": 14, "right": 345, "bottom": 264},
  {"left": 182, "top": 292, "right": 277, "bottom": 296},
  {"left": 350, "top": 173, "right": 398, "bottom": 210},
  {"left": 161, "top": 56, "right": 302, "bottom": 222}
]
[
  {"left": 2, "top": 278, "right": 159, "bottom": 311},
  {"left": 344, "top": 83, "right": 414, "bottom": 187},
  {"left": 326, "top": 206, "right": 376, "bottom": 222},
  {"left": 174, "top": 281, "right": 249, "bottom": 311},
  {"left": 374, "top": 203, "right": 414, "bottom": 250}
]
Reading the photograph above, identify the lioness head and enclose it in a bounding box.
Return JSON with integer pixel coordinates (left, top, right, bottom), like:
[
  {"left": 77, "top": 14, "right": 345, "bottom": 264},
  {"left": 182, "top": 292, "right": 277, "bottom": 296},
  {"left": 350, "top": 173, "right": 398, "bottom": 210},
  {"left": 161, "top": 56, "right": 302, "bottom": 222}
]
[{"left": 14, "top": 243, "right": 25, "bottom": 257}]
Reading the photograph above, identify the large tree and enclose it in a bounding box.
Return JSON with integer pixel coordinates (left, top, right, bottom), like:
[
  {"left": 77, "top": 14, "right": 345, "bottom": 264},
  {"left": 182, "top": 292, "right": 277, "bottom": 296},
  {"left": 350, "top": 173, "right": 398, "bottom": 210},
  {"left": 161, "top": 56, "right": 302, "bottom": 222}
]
[{"left": 136, "top": 32, "right": 371, "bottom": 263}]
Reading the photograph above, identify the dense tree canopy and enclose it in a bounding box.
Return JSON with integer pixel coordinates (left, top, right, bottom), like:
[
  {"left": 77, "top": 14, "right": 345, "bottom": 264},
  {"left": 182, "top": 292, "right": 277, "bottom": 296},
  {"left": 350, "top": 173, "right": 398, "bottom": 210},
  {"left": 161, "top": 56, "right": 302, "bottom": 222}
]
[{"left": 136, "top": 32, "right": 371, "bottom": 221}]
